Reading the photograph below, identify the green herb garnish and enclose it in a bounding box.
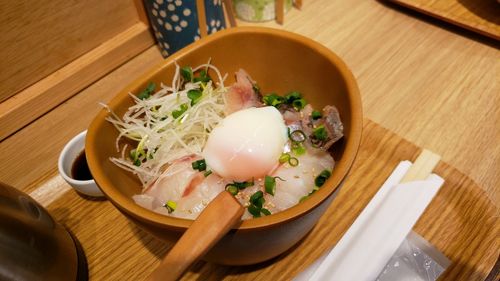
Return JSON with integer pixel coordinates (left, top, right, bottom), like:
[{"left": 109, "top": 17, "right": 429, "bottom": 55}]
[
  {"left": 262, "top": 93, "right": 284, "bottom": 107},
  {"left": 278, "top": 152, "right": 299, "bottom": 166},
  {"left": 247, "top": 191, "right": 271, "bottom": 217},
  {"left": 312, "top": 125, "right": 328, "bottom": 141},
  {"left": 226, "top": 185, "right": 239, "bottom": 195},
  {"left": 291, "top": 143, "right": 306, "bottom": 155},
  {"left": 137, "top": 82, "right": 156, "bottom": 100},
  {"left": 225, "top": 180, "right": 254, "bottom": 195},
  {"left": 292, "top": 98, "right": 307, "bottom": 111},
  {"left": 203, "top": 170, "right": 212, "bottom": 177},
  {"left": 191, "top": 159, "right": 206, "bottom": 171},
  {"left": 260, "top": 208, "right": 271, "bottom": 216},
  {"left": 247, "top": 204, "right": 262, "bottom": 217},
  {"left": 250, "top": 191, "right": 265, "bottom": 208},
  {"left": 314, "top": 169, "right": 331, "bottom": 187},
  {"left": 181, "top": 66, "right": 193, "bottom": 82},
  {"left": 187, "top": 89, "right": 202, "bottom": 105},
  {"left": 311, "top": 110, "right": 322, "bottom": 120},
  {"left": 193, "top": 69, "right": 211, "bottom": 83},
  {"left": 279, "top": 153, "right": 291, "bottom": 164},
  {"left": 284, "top": 91, "right": 302, "bottom": 104},
  {"left": 164, "top": 200, "right": 177, "bottom": 213},
  {"left": 172, "top": 103, "right": 188, "bottom": 119},
  {"left": 264, "top": 175, "right": 285, "bottom": 196}
]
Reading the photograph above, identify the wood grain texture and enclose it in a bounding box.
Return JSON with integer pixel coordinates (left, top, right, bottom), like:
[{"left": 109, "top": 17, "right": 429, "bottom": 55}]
[
  {"left": 388, "top": 0, "right": 500, "bottom": 41},
  {"left": 0, "top": 0, "right": 141, "bottom": 102},
  {"left": 0, "top": 47, "right": 164, "bottom": 193},
  {"left": 29, "top": 120, "right": 497, "bottom": 280},
  {"left": 0, "top": 22, "right": 154, "bottom": 141}
]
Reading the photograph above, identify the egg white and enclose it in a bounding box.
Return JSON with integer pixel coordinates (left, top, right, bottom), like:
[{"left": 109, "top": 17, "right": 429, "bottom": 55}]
[{"left": 202, "top": 106, "right": 288, "bottom": 181}]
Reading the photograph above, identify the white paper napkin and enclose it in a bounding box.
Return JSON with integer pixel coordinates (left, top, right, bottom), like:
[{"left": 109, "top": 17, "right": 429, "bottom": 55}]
[{"left": 294, "top": 161, "right": 444, "bottom": 281}]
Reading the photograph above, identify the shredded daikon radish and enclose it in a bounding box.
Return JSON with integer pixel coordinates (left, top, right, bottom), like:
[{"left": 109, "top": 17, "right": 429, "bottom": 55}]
[{"left": 104, "top": 63, "right": 227, "bottom": 186}]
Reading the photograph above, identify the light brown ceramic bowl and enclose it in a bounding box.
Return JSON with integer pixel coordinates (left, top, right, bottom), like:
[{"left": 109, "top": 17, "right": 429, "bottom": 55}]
[{"left": 86, "top": 27, "right": 362, "bottom": 265}]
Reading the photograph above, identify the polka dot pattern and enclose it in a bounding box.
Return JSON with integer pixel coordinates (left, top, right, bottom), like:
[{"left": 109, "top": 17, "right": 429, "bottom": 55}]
[{"left": 145, "top": 0, "right": 226, "bottom": 58}]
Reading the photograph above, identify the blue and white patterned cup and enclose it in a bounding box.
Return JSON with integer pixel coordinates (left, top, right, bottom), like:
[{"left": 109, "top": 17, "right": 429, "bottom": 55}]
[{"left": 145, "top": 0, "right": 227, "bottom": 58}]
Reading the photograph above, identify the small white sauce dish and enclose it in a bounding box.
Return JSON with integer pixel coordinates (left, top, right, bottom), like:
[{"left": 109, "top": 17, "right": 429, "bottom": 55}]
[{"left": 58, "top": 130, "right": 105, "bottom": 197}]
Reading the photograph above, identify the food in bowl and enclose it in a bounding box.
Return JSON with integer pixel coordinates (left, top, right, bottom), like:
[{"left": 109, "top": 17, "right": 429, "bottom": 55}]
[
  {"left": 86, "top": 27, "right": 362, "bottom": 265},
  {"left": 104, "top": 63, "right": 344, "bottom": 220}
]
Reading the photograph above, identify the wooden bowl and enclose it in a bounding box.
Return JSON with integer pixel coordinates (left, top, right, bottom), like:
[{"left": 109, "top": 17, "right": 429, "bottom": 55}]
[{"left": 86, "top": 27, "right": 362, "bottom": 265}]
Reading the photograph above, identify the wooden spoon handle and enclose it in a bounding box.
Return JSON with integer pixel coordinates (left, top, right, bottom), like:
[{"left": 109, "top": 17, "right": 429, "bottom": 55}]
[{"left": 147, "top": 191, "right": 244, "bottom": 281}]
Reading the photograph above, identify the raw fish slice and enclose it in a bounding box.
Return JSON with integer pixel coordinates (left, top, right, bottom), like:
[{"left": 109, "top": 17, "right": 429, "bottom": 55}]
[
  {"left": 223, "top": 69, "right": 262, "bottom": 115},
  {"left": 267, "top": 149, "right": 334, "bottom": 213},
  {"left": 235, "top": 148, "right": 334, "bottom": 219},
  {"left": 300, "top": 104, "right": 344, "bottom": 150},
  {"left": 322, "top": 105, "right": 344, "bottom": 146},
  {"left": 171, "top": 173, "right": 227, "bottom": 219},
  {"left": 137, "top": 154, "right": 201, "bottom": 209}
]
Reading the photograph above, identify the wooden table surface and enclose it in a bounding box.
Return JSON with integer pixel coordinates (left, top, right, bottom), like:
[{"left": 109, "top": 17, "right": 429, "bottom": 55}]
[{"left": 0, "top": 0, "right": 498, "bottom": 279}]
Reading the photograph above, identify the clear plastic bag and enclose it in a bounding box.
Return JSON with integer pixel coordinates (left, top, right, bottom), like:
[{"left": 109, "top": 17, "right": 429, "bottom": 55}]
[{"left": 377, "top": 231, "right": 450, "bottom": 281}]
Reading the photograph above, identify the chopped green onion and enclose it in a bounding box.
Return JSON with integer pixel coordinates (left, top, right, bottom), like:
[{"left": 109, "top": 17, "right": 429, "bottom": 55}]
[
  {"left": 247, "top": 191, "right": 272, "bottom": 218},
  {"left": 203, "top": 170, "right": 212, "bottom": 177},
  {"left": 233, "top": 180, "right": 254, "bottom": 189},
  {"left": 314, "top": 169, "right": 332, "bottom": 187},
  {"left": 289, "top": 130, "right": 307, "bottom": 143},
  {"left": 250, "top": 191, "right": 264, "bottom": 208},
  {"left": 279, "top": 153, "right": 291, "bottom": 164},
  {"left": 311, "top": 110, "right": 322, "bottom": 120},
  {"left": 263, "top": 93, "right": 284, "bottom": 107},
  {"left": 284, "top": 91, "right": 302, "bottom": 104},
  {"left": 226, "top": 185, "right": 239, "bottom": 195},
  {"left": 172, "top": 103, "right": 188, "bottom": 119},
  {"left": 264, "top": 176, "right": 285, "bottom": 196},
  {"left": 291, "top": 143, "right": 306, "bottom": 155},
  {"left": 225, "top": 180, "right": 254, "bottom": 196},
  {"left": 137, "top": 82, "right": 156, "bottom": 100},
  {"left": 247, "top": 204, "right": 261, "bottom": 217},
  {"left": 181, "top": 66, "right": 193, "bottom": 82},
  {"left": 312, "top": 125, "right": 328, "bottom": 141},
  {"left": 164, "top": 200, "right": 177, "bottom": 213},
  {"left": 292, "top": 98, "right": 307, "bottom": 111},
  {"left": 288, "top": 157, "right": 299, "bottom": 167},
  {"left": 191, "top": 159, "right": 206, "bottom": 171},
  {"left": 261, "top": 208, "right": 271, "bottom": 216},
  {"left": 265, "top": 176, "right": 276, "bottom": 195},
  {"left": 187, "top": 89, "right": 202, "bottom": 105}
]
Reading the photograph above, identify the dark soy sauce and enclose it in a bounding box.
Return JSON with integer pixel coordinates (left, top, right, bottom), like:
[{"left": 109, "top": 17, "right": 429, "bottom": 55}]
[{"left": 71, "top": 150, "right": 93, "bottom": 181}]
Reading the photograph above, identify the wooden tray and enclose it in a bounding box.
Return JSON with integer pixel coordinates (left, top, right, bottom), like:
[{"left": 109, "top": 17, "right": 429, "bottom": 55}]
[
  {"left": 35, "top": 119, "right": 498, "bottom": 280},
  {"left": 388, "top": 0, "right": 500, "bottom": 41}
]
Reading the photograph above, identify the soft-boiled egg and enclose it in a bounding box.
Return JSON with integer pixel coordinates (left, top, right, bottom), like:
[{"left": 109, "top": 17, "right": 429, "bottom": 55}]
[{"left": 203, "top": 106, "right": 288, "bottom": 181}]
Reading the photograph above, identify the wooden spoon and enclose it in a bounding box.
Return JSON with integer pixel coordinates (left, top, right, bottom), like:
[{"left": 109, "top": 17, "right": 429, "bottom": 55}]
[{"left": 147, "top": 191, "right": 244, "bottom": 281}]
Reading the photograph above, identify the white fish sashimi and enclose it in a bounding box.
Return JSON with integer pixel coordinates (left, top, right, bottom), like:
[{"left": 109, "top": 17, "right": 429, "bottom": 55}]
[
  {"left": 267, "top": 149, "right": 334, "bottom": 213},
  {"left": 133, "top": 154, "right": 227, "bottom": 219},
  {"left": 223, "top": 69, "right": 262, "bottom": 115},
  {"left": 140, "top": 154, "right": 200, "bottom": 209},
  {"left": 236, "top": 148, "right": 334, "bottom": 219},
  {"left": 172, "top": 173, "right": 226, "bottom": 219}
]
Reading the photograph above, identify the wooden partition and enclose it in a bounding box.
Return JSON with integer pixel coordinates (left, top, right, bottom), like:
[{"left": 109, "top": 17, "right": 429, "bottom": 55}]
[{"left": 0, "top": 0, "right": 156, "bottom": 141}]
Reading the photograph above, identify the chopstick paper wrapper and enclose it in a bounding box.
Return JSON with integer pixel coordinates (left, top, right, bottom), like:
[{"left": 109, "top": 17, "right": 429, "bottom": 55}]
[{"left": 294, "top": 150, "right": 444, "bottom": 281}]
